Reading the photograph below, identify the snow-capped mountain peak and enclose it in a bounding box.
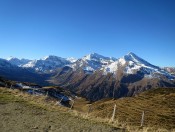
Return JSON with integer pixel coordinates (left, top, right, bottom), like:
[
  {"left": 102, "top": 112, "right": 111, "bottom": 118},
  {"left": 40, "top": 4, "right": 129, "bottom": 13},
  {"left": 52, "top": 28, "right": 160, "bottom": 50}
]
[
  {"left": 22, "top": 55, "right": 71, "bottom": 72},
  {"left": 66, "top": 57, "right": 77, "bottom": 63},
  {"left": 123, "top": 52, "right": 155, "bottom": 67},
  {"left": 102, "top": 52, "right": 174, "bottom": 79},
  {"left": 4, "top": 53, "right": 175, "bottom": 79},
  {"left": 42, "top": 56, "right": 50, "bottom": 60},
  {"left": 69, "top": 53, "right": 117, "bottom": 72},
  {"left": 7, "top": 56, "right": 17, "bottom": 61},
  {"left": 6, "top": 56, "right": 31, "bottom": 66},
  {"left": 120, "top": 52, "right": 161, "bottom": 74},
  {"left": 6, "top": 55, "right": 73, "bottom": 73},
  {"left": 82, "top": 53, "right": 100, "bottom": 61},
  {"left": 42, "top": 55, "right": 63, "bottom": 61},
  {"left": 82, "top": 53, "right": 116, "bottom": 62}
]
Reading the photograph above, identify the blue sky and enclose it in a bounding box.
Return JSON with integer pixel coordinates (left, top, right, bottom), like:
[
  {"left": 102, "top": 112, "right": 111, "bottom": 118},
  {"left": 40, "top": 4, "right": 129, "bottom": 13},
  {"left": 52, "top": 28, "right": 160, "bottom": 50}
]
[{"left": 0, "top": 0, "right": 175, "bottom": 67}]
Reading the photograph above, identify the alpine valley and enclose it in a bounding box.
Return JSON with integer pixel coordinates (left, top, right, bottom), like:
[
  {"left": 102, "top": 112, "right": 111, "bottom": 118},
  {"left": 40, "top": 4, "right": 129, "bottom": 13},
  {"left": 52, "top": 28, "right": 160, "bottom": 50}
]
[{"left": 1, "top": 52, "right": 175, "bottom": 101}]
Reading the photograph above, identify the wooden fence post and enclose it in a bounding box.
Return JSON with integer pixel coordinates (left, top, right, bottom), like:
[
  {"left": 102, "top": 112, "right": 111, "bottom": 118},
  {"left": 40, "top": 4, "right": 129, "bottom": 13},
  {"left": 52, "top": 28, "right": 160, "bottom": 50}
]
[
  {"left": 141, "top": 111, "right": 145, "bottom": 127},
  {"left": 32, "top": 89, "right": 34, "bottom": 95},
  {"left": 111, "top": 104, "right": 117, "bottom": 122},
  {"left": 46, "top": 91, "right": 48, "bottom": 97},
  {"left": 59, "top": 97, "right": 64, "bottom": 104},
  {"left": 70, "top": 100, "right": 74, "bottom": 110},
  {"left": 87, "top": 104, "right": 92, "bottom": 116}
]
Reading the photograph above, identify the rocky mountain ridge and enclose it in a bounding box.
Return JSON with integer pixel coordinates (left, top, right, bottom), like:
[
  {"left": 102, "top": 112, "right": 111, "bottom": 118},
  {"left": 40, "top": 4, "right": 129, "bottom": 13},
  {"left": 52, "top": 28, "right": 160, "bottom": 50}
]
[{"left": 1, "top": 52, "right": 174, "bottom": 101}]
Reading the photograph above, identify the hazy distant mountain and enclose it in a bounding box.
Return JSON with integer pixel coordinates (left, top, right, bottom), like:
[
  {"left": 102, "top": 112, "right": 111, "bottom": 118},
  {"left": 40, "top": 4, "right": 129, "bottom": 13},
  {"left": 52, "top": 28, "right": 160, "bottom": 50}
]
[
  {"left": 22, "top": 55, "right": 71, "bottom": 73},
  {"left": 0, "top": 58, "right": 49, "bottom": 85},
  {"left": 7, "top": 57, "right": 31, "bottom": 66},
  {"left": 7, "top": 55, "right": 72, "bottom": 73}
]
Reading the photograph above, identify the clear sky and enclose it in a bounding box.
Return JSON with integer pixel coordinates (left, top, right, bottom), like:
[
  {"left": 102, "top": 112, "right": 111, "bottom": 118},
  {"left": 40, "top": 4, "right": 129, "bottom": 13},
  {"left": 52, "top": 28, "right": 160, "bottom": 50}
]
[{"left": 0, "top": 0, "right": 175, "bottom": 67}]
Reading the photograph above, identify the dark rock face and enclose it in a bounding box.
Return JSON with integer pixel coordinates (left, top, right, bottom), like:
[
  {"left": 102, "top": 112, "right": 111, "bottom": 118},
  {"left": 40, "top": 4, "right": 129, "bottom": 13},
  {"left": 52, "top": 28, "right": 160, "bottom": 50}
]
[{"left": 49, "top": 67, "right": 175, "bottom": 101}]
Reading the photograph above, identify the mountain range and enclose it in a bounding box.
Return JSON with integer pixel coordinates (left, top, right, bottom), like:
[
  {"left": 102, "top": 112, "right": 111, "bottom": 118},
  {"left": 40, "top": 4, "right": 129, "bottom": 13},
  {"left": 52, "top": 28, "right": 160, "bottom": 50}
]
[{"left": 1, "top": 52, "right": 175, "bottom": 101}]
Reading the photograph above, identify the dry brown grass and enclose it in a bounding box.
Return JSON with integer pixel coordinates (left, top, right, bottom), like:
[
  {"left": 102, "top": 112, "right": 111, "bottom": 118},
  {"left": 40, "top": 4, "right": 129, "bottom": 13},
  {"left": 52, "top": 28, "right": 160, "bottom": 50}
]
[
  {"left": 1, "top": 87, "right": 175, "bottom": 132},
  {"left": 0, "top": 87, "right": 124, "bottom": 132},
  {"left": 88, "top": 88, "right": 175, "bottom": 131}
]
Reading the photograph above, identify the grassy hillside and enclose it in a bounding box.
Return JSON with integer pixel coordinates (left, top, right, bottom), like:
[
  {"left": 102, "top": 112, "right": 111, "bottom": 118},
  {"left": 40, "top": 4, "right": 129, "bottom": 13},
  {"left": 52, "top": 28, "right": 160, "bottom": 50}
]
[
  {"left": 88, "top": 88, "right": 175, "bottom": 131},
  {"left": 0, "top": 87, "right": 123, "bottom": 132},
  {"left": 1, "top": 87, "right": 175, "bottom": 132}
]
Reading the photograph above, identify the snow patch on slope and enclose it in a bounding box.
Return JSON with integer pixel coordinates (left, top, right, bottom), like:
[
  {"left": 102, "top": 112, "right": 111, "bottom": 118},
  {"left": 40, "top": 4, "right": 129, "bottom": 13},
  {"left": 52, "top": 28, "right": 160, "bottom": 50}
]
[
  {"left": 66, "top": 57, "right": 77, "bottom": 63},
  {"left": 22, "top": 60, "right": 37, "bottom": 68}
]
